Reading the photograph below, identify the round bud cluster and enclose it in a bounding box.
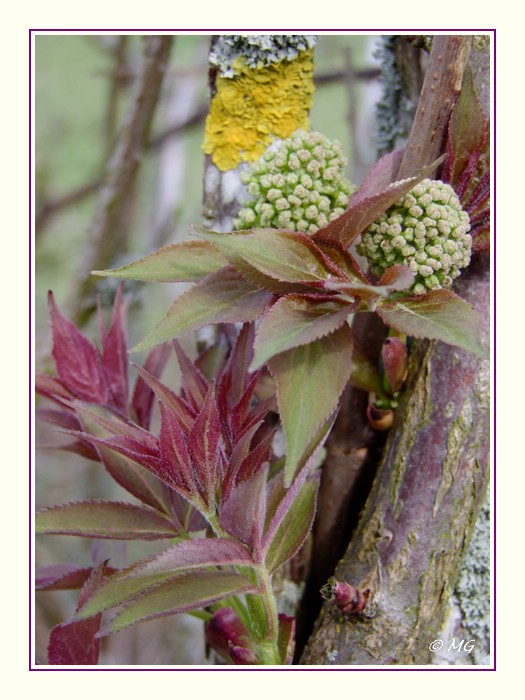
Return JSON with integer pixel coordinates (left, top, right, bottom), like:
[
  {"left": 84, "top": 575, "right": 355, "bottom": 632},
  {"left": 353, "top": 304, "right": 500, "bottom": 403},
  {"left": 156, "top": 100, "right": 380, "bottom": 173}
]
[
  {"left": 356, "top": 179, "right": 472, "bottom": 294},
  {"left": 234, "top": 130, "right": 356, "bottom": 234}
]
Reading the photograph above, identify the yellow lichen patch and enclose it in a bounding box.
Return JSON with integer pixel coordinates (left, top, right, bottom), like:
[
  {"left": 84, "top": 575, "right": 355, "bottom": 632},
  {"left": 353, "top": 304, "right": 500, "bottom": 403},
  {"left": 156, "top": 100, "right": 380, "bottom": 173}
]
[{"left": 203, "top": 51, "right": 314, "bottom": 171}]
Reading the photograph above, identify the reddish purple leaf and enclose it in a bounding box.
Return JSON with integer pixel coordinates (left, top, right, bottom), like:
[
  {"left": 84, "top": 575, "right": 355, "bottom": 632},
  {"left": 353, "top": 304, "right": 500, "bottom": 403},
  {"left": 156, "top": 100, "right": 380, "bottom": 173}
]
[
  {"left": 206, "top": 608, "right": 253, "bottom": 662},
  {"left": 131, "top": 343, "right": 172, "bottom": 429},
  {"left": 382, "top": 337, "right": 408, "bottom": 393},
  {"left": 234, "top": 429, "right": 274, "bottom": 486},
  {"left": 48, "top": 614, "right": 101, "bottom": 665},
  {"left": 158, "top": 401, "right": 195, "bottom": 498},
  {"left": 195, "top": 334, "right": 229, "bottom": 382},
  {"left": 76, "top": 404, "right": 176, "bottom": 513},
  {"left": 312, "top": 155, "right": 445, "bottom": 248},
  {"left": 48, "top": 292, "right": 110, "bottom": 405},
  {"left": 220, "top": 465, "right": 269, "bottom": 557},
  {"left": 314, "top": 238, "right": 371, "bottom": 284},
  {"left": 229, "top": 372, "right": 262, "bottom": 438},
  {"left": 173, "top": 340, "right": 209, "bottom": 411},
  {"left": 444, "top": 70, "right": 489, "bottom": 185},
  {"left": 36, "top": 407, "right": 82, "bottom": 432},
  {"left": 36, "top": 564, "right": 115, "bottom": 591},
  {"left": 168, "top": 490, "right": 207, "bottom": 532},
  {"left": 350, "top": 148, "right": 405, "bottom": 205},
  {"left": 99, "top": 285, "right": 129, "bottom": 414},
  {"left": 132, "top": 363, "right": 196, "bottom": 433},
  {"left": 222, "top": 421, "right": 265, "bottom": 500},
  {"left": 47, "top": 561, "right": 109, "bottom": 665},
  {"left": 217, "top": 324, "right": 256, "bottom": 411},
  {"left": 35, "top": 373, "right": 75, "bottom": 404},
  {"left": 187, "top": 383, "right": 224, "bottom": 505}
]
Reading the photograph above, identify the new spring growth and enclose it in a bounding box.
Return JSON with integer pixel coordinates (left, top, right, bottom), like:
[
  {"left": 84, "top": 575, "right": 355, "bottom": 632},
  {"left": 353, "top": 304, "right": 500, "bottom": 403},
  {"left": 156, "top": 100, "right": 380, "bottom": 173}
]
[
  {"left": 205, "top": 608, "right": 261, "bottom": 664},
  {"left": 357, "top": 179, "right": 472, "bottom": 294},
  {"left": 321, "top": 577, "right": 370, "bottom": 615},
  {"left": 234, "top": 129, "right": 356, "bottom": 233}
]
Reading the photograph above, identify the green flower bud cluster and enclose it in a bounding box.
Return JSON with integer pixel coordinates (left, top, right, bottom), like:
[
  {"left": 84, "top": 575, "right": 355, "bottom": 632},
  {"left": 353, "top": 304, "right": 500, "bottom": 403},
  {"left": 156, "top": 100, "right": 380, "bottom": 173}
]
[
  {"left": 357, "top": 179, "right": 472, "bottom": 295},
  {"left": 234, "top": 130, "right": 356, "bottom": 234}
]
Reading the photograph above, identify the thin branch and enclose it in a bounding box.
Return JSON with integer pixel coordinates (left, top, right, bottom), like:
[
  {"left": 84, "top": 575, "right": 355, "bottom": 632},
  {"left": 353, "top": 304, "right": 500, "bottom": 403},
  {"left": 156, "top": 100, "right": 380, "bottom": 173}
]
[
  {"left": 398, "top": 36, "right": 472, "bottom": 179},
  {"left": 35, "top": 68, "right": 378, "bottom": 236},
  {"left": 103, "top": 36, "right": 131, "bottom": 157},
  {"left": 35, "top": 104, "right": 208, "bottom": 237},
  {"left": 66, "top": 35, "right": 173, "bottom": 326}
]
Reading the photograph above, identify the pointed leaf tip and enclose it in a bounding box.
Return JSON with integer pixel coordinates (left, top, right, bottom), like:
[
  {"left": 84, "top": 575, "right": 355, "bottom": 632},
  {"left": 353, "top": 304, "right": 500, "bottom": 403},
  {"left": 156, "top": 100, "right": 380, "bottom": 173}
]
[
  {"left": 376, "top": 290, "right": 488, "bottom": 360},
  {"left": 92, "top": 240, "right": 227, "bottom": 282}
]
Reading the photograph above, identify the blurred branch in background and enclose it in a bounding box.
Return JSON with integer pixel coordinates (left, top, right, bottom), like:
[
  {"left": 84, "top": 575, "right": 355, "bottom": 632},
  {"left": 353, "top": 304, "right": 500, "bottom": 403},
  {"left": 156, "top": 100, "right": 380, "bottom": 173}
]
[
  {"left": 101, "top": 36, "right": 133, "bottom": 158},
  {"left": 66, "top": 35, "right": 174, "bottom": 326},
  {"left": 35, "top": 65, "right": 379, "bottom": 239}
]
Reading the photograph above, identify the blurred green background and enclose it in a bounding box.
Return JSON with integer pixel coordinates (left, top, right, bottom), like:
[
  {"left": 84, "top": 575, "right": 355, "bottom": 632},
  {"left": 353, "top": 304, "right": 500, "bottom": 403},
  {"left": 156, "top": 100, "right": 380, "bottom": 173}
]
[{"left": 34, "top": 33, "right": 383, "bottom": 664}]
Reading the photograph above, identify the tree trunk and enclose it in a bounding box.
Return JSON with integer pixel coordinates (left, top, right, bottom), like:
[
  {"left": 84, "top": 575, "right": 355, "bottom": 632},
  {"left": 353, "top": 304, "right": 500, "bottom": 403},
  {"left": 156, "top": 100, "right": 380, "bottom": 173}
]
[{"left": 301, "top": 34, "right": 491, "bottom": 665}]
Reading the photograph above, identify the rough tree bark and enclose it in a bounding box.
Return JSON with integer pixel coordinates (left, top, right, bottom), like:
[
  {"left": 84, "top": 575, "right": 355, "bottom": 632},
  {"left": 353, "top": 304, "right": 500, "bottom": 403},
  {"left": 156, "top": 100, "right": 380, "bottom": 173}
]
[
  {"left": 301, "top": 35, "right": 491, "bottom": 665},
  {"left": 301, "top": 255, "right": 489, "bottom": 665}
]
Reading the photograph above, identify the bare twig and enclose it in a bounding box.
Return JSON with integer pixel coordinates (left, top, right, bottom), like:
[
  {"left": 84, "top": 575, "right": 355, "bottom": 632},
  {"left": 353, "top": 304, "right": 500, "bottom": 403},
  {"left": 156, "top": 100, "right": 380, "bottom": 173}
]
[
  {"left": 35, "top": 67, "right": 378, "bottom": 236},
  {"left": 103, "top": 36, "right": 130, "bottom": 157},
  {"left": 398, "top": 36, "right": 472, "bottom": 179},
  {"left": 67, "top": 35, "right": 173, "bottom": 326}
]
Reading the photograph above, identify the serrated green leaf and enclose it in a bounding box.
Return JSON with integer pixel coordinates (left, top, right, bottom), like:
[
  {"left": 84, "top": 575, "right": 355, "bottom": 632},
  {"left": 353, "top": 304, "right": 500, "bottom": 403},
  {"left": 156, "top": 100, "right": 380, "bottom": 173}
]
[
  {"left": 194, "top": 226, "right": 331, "bottom": 284},
  {"left": 268, "top": 325, "right": 353, "bottom": 484},
  {"left": 376, "top": 290, "right": 488, "bottom": 359},
  {"left": 35, "top": 501, "right": 180, "bottom": 540},
  {"left": 98, "top": 571, "right": 256, "bottom": 636},
  {"left": 252, "top": 295, "right": 351, "bottom": 370},
  {"left": 76, "top": 538, "right": 254, "bottom": 619},
  {"left": 132, "top": 266, "right": 272, "bottom": 352},
  {"left": 264, "top": 478, "right": 318, "bottom": 573},
  {"left": 92, "top": 240, "right": 227, "bottom": 282}
]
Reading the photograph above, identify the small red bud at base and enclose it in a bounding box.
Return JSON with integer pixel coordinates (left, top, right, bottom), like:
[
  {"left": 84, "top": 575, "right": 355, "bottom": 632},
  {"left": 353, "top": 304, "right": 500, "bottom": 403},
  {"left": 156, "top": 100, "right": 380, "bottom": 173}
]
[
  {"left": 367, "top": 404, "right": 394, "bottom": 431},
  {"left": 321, "top": 577, "right": 370, "bottom": 615}
]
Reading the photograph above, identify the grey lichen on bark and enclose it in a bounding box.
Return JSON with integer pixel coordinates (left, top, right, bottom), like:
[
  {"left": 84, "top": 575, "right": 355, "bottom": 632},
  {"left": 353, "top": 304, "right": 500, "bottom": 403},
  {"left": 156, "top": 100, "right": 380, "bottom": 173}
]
[{"left": 375, "top": 36, "right": 426, "bottom": 156}]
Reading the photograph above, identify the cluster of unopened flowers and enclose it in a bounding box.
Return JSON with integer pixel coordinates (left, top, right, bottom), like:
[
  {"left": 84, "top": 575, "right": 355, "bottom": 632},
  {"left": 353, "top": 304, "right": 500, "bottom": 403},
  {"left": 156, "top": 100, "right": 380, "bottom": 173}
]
[
  {"left": 234, "top": 130, "right": 356, "bottom": 233},
  {"left": 357, "top": 178, "right": 472, "bottom": 294},
  {"left": 235, "top": 128, "right": 472, "bottom": 295}
]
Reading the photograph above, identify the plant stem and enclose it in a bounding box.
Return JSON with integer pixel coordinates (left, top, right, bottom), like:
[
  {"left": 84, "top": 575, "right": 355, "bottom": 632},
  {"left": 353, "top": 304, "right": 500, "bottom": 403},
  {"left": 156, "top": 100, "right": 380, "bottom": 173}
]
[
  {"left": 207, "top": 511, "right": 281, "bottom": 664},
  {"left": 255, "top": 566, "right": 280, "bottom": 663}
]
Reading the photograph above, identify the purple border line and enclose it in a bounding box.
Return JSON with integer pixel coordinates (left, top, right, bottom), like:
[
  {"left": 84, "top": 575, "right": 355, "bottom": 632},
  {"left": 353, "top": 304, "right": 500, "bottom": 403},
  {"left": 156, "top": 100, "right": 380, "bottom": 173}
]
[
  {"left": 29, "top": 27, "right": 33, "bottom": 673},
  {"left": 29, "top": 28, "right": 496, "bottom": 672},
  {"left": 492, "top": 27, "right": 496, "bottom": 673}
]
